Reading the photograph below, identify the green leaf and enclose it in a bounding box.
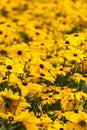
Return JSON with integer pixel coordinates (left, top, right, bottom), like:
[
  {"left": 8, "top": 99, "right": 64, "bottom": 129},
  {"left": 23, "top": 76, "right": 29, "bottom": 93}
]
[
  {"left": 19, "top": 32, "right": 33, "bottom": 43},
  {"left": 0, "top": 125, "right": 6, "bottom": 130}
]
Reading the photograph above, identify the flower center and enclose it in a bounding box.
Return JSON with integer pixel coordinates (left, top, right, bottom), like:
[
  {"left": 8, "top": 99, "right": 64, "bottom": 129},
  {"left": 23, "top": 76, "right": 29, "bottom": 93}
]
[
  {"left": 65, "top": 41, "right": 70, "bottom": 44},
  {"left": 74, "top": 34, "right": 78, "bottom": 37},
  {"left": 17, "top": 50, "right": 22, "bottom": 55},
  {"left": 74, "top": 110, "right": 78, "bottom": 113},
  {"left": 39, "top": 64, "right": 44, "bottom": 69},
  {"left": 60, "top": 68, "right": 63, "bottom": 71},
  {"left": 7, "top": 65, "right": 12, "bottom": 70},
  {"left": 0, "top": 50, "right": 7, "bottom": 56},
  {"left": 73, "top": 53, "right": 77, "bottom": 57},
  {"left": 22, "top": 82, "right": 28, "bottom": 86},
  {"left": 78, "top": 120, "right": 86, "bottom": 126},
  {"left": 0, "top": 31, "right": 2, "bottom": 34},
  {"left": 59, "top": 128, "right": 64, "bottom": 130},
  {"left": 40, "top": 73, "right": 45, "bottom": 76},
  {"left": 8, "top": 116, "right": 14, "bottom": 122},
  {"left": 83, "top": 74, "right": 87, "bottom": 77}
]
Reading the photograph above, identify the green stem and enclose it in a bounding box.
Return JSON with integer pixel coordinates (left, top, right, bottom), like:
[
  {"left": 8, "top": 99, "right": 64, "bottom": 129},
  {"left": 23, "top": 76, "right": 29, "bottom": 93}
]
[{"left": 7, "top": 122, "right": 11, "bottom": 130}]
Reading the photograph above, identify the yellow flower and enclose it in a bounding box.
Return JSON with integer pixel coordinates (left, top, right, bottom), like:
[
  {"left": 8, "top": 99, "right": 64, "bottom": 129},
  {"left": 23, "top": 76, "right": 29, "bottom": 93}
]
[
  {"left": 0, "top": 88, "right": 20, "bottom": 101},
  {"left": 0, "top": 112, "right": 13, "bottom": 121},
  {"left": 0, "top": 20, "right": 19, "bottom": 45},
  {"left": 38, "top": 113, "right": 52, "bottom": 130},
  {"left": 0, "top": 58, "right": 24, "bottom": 74},
  {"left": 17, "top": 80, "right": 29, "bottom": 97},
  {"left": 22, "top": 111, "right": 39, "bottom": 130},
  {"left": 0, "top": 88, "right": 21, "bottom": 114},
  {"left": 8, "top": 73, "right": 20, "bottom": 85},
  {"left": 64, "top": 111, "right": 87, "bottom": 130},
  {"left": 65, "top": 120, "right": 87, "bottom": 130},
  {"left": 29, "top": 57, "right": 55, "bottom": 82},
  {"left": 0, "top": 88, "right": 30, "bottom": 119},
  {"left": 7, "top": 42, "right": 30, "bottom": 63},
  {"left": 47, "top": 120, "right": 64, "bottom": 130},
  {"left": 65, "top": 47, "right": 85, "bottom": 63},
  {"left": 70, "top": 73, "right": 83, "bottom": 82},
  {"left": 41, "top": 92, "right": 56, "bottom": 105},
  {"left": 18, "top": 81, "right": 45, "bottom": 97},
  {"left": 56, "top": 66, "right": 71, "bottom": 76}
]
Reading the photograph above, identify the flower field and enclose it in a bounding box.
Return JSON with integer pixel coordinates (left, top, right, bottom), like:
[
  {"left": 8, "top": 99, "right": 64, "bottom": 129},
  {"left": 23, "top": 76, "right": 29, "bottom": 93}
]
[{"left": 0, "top": 0, "right": 87, "bottom": 130}]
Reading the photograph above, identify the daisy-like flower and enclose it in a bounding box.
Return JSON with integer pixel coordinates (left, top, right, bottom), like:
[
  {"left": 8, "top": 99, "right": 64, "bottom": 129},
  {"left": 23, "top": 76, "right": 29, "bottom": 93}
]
[
  {"left": 0, "top": 88, "right": 21, "bottom": 114},
  {"left": 7, "top": 42, "right": 30, "bottom": 64},
  {"left": 0, "top": 58, "right": 24, "bottom": 75},
  {"left": 0, "top": 20, "right": 19, "bottom": 45},
  {"left": 29, "top": 57, "right": 55, "bottom": 83},
  {"left": 64, "top": 110, "right": 87, "bottom": 130},
  {"left": 38, "top": 113, "right": 52, "bottom": 130},
  {"left": 22, "top": 111, "right": 39, "bottom": 130},
  {"left": 56, "top": 65, "right": 71, "bottom": 76},
  {"left": 0, "top": 88, "right": 20, "bottom": 101},
  {"left": 65, "top": 47, "right": 85, "bottom": 63},
  {"left": 17, "top": 81, "right": 45, "bottom": 97},
  {"left": 47, "top": 120, "right": 64, "bottom": 130},
  {"left": 70, "top": 73, "right": 84, "bottom": 83},
  {"left": 0, "top": 88, "right": 30, "bottom": 116}
]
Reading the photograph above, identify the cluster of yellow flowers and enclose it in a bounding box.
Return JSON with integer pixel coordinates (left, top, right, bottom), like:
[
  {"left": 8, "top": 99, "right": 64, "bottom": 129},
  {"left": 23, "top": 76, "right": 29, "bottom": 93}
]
[{"left": 0, "top": 0, "right": 87, "bottom": 130}]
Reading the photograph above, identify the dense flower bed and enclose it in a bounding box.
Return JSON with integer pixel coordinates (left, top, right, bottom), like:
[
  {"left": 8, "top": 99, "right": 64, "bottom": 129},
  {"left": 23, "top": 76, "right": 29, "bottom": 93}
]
[{"left": 0, "top": 0, "right": 87, "bottom": 130}]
